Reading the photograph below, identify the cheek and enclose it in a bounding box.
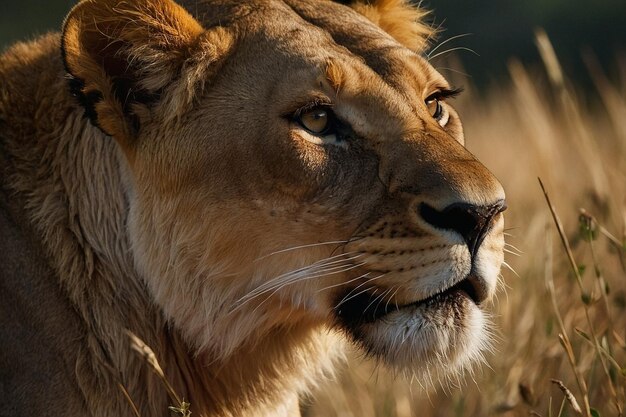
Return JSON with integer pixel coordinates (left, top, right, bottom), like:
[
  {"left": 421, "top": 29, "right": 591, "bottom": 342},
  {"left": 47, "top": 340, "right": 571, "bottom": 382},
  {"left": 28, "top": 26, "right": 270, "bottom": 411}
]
[
  {"left": 447, "top": 108, "right": 465, "bottom": 146},
  {"left": 130, "top": 123, "right": 383, "bottom": 262},
  {"left": 456, "top": 128, "right": 465, "bottom": 146}
]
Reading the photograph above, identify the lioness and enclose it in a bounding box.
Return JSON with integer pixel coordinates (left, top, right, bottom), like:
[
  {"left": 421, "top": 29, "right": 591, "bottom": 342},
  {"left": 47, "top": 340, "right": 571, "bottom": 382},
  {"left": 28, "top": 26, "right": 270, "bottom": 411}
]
[{"left": 0, "top": 0, "right": 506, "bottom": 416}]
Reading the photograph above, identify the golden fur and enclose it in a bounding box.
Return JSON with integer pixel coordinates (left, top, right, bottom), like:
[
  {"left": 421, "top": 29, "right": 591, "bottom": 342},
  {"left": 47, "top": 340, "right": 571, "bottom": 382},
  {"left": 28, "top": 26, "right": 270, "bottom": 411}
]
[{"left": 0, "top": 0, "right": 505, "bottom": 416}]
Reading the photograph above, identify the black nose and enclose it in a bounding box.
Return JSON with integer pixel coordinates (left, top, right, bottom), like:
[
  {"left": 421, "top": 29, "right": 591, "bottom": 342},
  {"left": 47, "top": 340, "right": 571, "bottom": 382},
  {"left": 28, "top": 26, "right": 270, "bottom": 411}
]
[{"left": 419, "top": 200, "right": 507, "bottom": 257}]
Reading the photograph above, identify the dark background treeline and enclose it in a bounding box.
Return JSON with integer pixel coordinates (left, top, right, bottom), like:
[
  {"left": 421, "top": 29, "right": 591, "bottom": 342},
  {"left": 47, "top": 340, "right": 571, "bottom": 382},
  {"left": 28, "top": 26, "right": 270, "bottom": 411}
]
[
  {"left": 426, "top": 0, "right": 626, "bottom": 87},
  {"left": 1, "top": 0, "right": 625, "bottom": 88}
]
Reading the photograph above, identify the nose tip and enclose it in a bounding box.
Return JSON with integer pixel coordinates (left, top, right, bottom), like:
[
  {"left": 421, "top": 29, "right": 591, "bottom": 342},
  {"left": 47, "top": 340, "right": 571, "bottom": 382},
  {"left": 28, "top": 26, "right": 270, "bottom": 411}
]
[{"left": 419, "top": 200, "right": 507, "bottom": 256}]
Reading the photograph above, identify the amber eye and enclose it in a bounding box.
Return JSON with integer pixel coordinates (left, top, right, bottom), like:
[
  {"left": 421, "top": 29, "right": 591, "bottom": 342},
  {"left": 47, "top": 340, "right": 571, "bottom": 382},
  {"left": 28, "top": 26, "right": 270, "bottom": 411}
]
[
  {"left": 293, "top": 105, "right": 348, "bottom": 147},
  {"left": 426, "top": 97, "right": 443, "bottom": 120},
  {"left": 298, "top": 107, "right": 330, "bottom": 134},
  {"left": 424, "top": 93, "right": 450, "bottom": 127}
]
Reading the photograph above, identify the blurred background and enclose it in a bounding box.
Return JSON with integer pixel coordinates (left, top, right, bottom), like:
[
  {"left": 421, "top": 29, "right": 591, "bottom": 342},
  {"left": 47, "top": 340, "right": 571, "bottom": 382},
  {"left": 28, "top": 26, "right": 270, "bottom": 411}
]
[
  {"left": 429, "top": 0, "right": 626, "bottom": 87},
  {"left": 2, "top": 1, "right": 625, "bottom": 417},
  {"left": 2, "top": 0, "right": 626, "bottom": 88}
]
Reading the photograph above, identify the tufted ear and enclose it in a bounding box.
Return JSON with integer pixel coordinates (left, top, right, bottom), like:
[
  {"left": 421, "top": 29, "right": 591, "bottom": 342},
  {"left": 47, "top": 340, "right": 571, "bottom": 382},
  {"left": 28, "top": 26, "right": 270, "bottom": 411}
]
[
  {"left": 344, "top": 0, "right": 434, "bottom": 52},
  {"left": 62, "top": 0, "right": 231, "bottom": 147}
]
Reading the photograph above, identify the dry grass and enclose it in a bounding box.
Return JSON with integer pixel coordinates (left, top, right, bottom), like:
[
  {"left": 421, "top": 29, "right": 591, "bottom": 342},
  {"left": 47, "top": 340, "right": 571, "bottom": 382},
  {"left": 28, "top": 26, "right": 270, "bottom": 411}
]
[{"left": 305, "top": 33, "right": 626, "bottom": 417}]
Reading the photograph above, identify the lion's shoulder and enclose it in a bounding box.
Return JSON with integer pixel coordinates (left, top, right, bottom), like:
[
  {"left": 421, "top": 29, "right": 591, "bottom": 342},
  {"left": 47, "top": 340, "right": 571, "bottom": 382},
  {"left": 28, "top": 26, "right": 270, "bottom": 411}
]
[{"left": 0, "top": 172, "right": 88, "bottom": 414}]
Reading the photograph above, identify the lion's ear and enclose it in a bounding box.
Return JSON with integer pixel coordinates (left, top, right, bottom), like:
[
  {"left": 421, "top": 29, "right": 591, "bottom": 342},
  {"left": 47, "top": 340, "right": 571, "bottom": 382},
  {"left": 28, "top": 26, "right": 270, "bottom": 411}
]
[
  {"left": 347, "top": 0, "right": 433, "bottom": 52},
  {"left": 62, "top": 0, "right": 229, "bottom": 146}
]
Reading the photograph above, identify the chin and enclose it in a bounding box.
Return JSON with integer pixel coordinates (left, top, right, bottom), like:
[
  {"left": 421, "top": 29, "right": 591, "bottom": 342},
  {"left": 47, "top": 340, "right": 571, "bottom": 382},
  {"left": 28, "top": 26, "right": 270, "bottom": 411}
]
[{"left": 333, "top": 275, "right": 494, "bottom": 383}]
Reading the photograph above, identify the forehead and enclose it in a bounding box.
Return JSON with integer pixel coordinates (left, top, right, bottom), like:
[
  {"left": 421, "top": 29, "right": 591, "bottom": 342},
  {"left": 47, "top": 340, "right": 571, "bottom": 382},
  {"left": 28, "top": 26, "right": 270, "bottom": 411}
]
[
  {"left": 278, "top": 0, "right": 445, "bottom": 89},
  {"left": 189, "top": 0, "right": 447, "bottom": 93}
]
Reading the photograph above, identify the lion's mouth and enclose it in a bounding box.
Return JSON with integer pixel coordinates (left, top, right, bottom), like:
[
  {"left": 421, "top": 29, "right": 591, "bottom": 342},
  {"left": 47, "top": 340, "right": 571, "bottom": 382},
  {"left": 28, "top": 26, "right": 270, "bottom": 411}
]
[{"left": 334, "top": 274, "right": 484, "bottom": 326}]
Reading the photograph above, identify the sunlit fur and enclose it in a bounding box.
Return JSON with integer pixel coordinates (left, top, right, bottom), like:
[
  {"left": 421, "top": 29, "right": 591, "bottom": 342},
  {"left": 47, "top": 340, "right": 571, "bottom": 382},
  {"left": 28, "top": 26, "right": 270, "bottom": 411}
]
[{"left": 0, "top": 0, "right": 504, "bottom": 416}]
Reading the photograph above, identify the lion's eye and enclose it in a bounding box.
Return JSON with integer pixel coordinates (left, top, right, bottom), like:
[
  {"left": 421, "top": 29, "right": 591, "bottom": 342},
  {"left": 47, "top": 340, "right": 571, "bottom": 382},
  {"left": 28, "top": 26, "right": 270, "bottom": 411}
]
[
  {"left": 299, "top": 107, "right": 330, "bottom": 134},
  {"left": 425, "top": 96, "right": 449, "bottom": 127},
  {"left": 426, "top": 98, "right": 442, "bottom": 120},
  {"left": 425, "top": 88, "right": 462, "bottom": 128},
  {"left": 294, "top": 106, "right": 346, "bottom": 147}
]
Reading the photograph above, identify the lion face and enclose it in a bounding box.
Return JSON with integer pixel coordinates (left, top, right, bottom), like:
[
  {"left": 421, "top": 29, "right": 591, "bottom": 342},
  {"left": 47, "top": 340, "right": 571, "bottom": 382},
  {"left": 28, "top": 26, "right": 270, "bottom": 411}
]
[{"left": 62, "top": 0, "right": 505, "bottom": 380}]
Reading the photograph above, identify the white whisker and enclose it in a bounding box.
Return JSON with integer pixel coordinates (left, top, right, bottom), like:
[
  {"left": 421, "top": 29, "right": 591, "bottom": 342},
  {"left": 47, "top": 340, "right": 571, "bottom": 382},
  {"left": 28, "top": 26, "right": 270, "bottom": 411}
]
[
  {"left": 504, "top": 242, "right": 523, "bottom": 253},
  {"left": 237, "top": 252, "right": 363, "bottom": 302},
  {"left": 334, "top": 274, "right": 388, "bottom": 309},
  {"left": 232, "top": 261, "right": 366, "bottom": 312},
  {"left": 502, "top": 261, "right": 519, "bottom": 278},
  {"left": 426, "top": 33, "right": 473, "bottom": 58},
  {"left": 334, "top": 285, "right": 377, "bottom": 310},
  {"left": 365, "top": 287, "right": 393, "bottom": 314},
  {"left": 435, "top": 66, "right": 470, "bottom": 77},
  {"left": 316, "top": 272, "right": 371, "bottom": 293},
  {"left": 428, "top": 46, "right": 479, "bottom": 62},
  {"left": 385, "top": 286, "right": 400, "bottom": 313},
  {"left": 254, "top": 240, "right": 350, "bottom": 261}
]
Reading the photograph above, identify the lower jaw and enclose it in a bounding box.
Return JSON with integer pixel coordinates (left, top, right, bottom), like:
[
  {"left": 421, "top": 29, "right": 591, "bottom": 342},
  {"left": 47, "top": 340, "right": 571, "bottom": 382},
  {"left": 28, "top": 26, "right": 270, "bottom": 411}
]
[
  {"left": 339, "top": 297, "right": 487, "bottom": 372},
  {"left": 335, "top": 285, "right": 475, "bottom": 329}
]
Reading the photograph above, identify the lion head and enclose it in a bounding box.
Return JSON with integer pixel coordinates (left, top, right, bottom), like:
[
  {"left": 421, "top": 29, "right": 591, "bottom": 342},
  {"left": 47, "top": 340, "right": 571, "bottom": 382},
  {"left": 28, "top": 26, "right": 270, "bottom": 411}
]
[{"left": 60, "top": 0, "right": 505, "bottom": 401}]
